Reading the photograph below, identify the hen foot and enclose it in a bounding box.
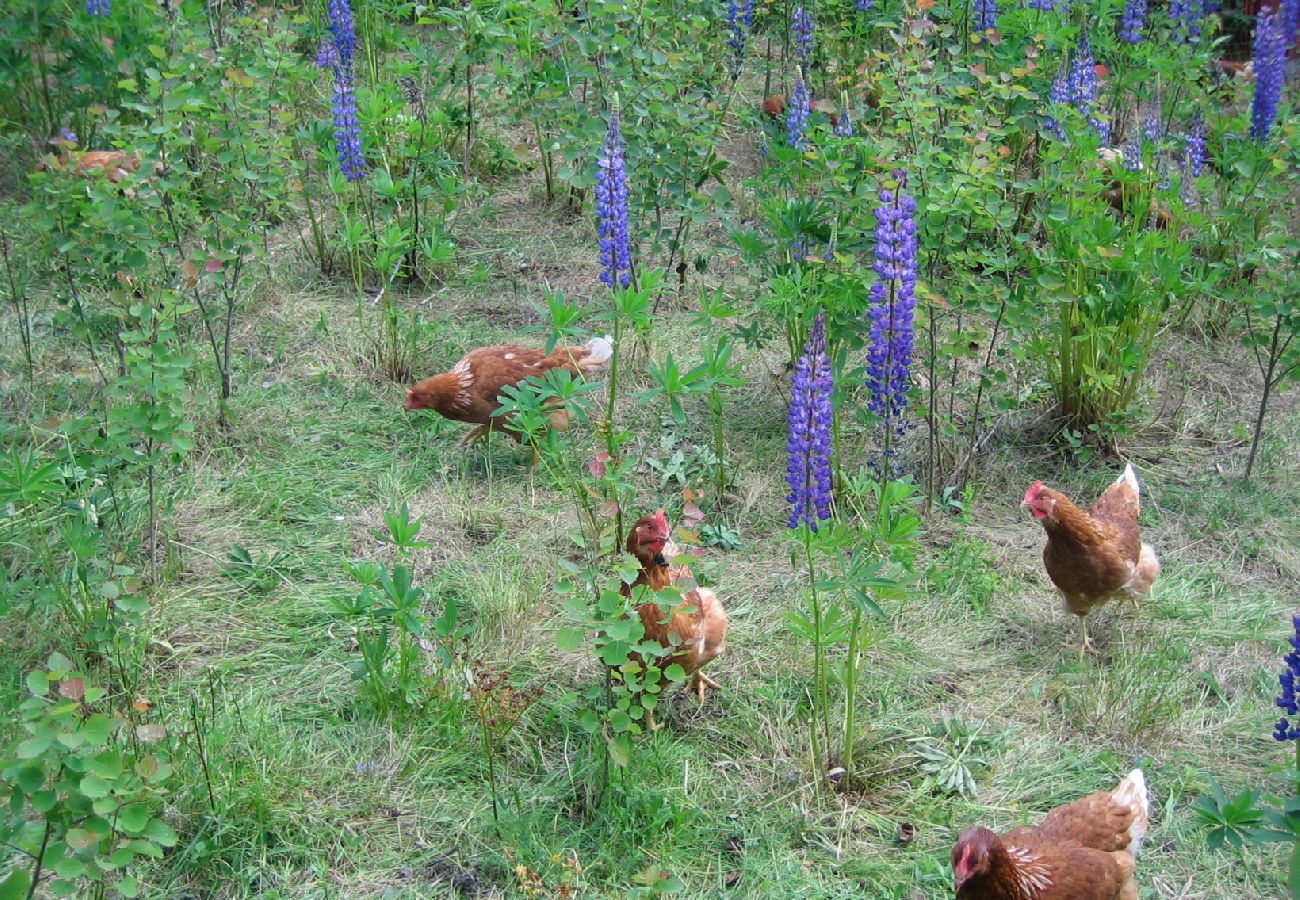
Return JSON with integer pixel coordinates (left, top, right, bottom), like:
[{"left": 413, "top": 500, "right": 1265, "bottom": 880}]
[
  {"left": 457, "top": 424, "right": 490, "bottom": 447},
  {"left": 691, "top": 671, "right": 721, "bottom": 702}
]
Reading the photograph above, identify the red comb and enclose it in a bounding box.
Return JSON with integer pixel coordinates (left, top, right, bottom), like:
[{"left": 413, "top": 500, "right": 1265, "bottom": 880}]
[{"left": 1022, "top": 481, "right": 1043, "bottom": 504}]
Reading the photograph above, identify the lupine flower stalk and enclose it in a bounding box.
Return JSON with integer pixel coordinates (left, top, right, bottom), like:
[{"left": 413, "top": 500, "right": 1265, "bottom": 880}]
[
  {"left": 1069, "top": 37, "right": 1110, "bottom": 142},
  {"left": 834, "top": 107, "right": 854, "bottom": 138},
  {"left": 1119, "top": 0, "right": 1147, "bottom": 43},
  {"left": 596, "top": 106, "right": 633, "bottom": 288},
  {"left": 974, "top": 0, "right": 998, "bottom": 32},
  {"left": 1122, "top": 137, "right": 1142, "bottom": 171},
  {"left": 315, "top": 39, "right": 340, "bottom": 70},
  {"left": 1045, "top": 60, "right": 1071, "bottom": 140},
  {"left": 327, "top": 0, "right": 357, "bottom": 69},
  {"left": 1273, "top": 615, "right": 1300, "bottom": 742},
  {"left": 866, "top": 172, "right": 918, "bottom": 449},
  {"left": 857, "top": 0, "right": 873, "bottom": 10},
  {"left": 1142, "top": 112, "right": 1161, "bottom": 142},
  {"left": 1169, "top": 0, "right": 1206, "bottom": 41},
  {"left": 1028, "top": 0, "right": 1055, "bottom": 11},
  {"left": 1250, "top": 9, "right": 1287, "bottom": 142},
  {"left": 333, "top": 74, "right": 367, "bottom": 182},
  {"left": 1183, "top": 111, "right": 1206, "bottom": 177},
  {"left": 1283, "top": 0, "right": 1300, "bottom": 45},
  {"left": 786, "top": 311, "right": 834, "bottom": 531},
  {"left": 787, "top": 79, "right": 811, "bottom": 149},
  {"left": 1046, "top": 42, "right": 1110, "bottom": 142},
  {"left": 727, "top": 0, "right": 754, "bottom": 78},
  {"left": 321, "top": 0, "right": 366, "bottom": 181},
  {"left": 792, "top": 5, "right": 815, "bottom": 68},
  {"left": 86, "top": 0, "right": 111, "bottom": 16}
]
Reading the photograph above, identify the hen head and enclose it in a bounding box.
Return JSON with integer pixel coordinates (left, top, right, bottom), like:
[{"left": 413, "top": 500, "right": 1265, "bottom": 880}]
[
  {"left": 1021, "top": 481, "right": 1061, "bottom": 522},
  {"left": 951, "top": 826, "right": 998, "bottom": 891},
  {"left": 405, "top": 374, "right": 453, "bottom": 412},
  {"left": 627, "top": 509, "right": 670, "bottom": 560}
]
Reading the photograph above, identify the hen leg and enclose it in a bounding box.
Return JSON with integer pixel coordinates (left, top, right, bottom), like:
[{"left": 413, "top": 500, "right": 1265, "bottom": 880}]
[
  {"left": 457, "top": 424, "right": 490, "bottom": 447},
  {"left": 691, "top": 671, "right": 721, "bottom": 702},
  {"left": 1075, "top": 616, "right": 1098, "bottom": 657},
  {"left": 645, "top": 708, "right": 663, "bottom": 732}
]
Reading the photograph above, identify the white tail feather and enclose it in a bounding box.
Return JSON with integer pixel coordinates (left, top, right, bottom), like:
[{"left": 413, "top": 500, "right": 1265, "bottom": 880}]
[
  {"left": 1116, "top": 462, "right": 1141, "bottom": 497},
  {"left": 585, "top": 334, "right": 614, "bottom": 364},
  {"left": 1113, "top": 768, "right": 1150, "bottom": 856}
]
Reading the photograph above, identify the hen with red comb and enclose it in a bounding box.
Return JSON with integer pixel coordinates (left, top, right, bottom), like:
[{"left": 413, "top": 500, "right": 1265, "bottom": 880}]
[
  {"left": 1021, "top": 463, "right": 1160, "bottom": 655},
  {"left": 623, "top": 509, "right": 728, "bottom": 729}
]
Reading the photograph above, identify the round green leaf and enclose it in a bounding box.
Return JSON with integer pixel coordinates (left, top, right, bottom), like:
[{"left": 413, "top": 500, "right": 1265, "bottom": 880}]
[
  {"left": 0, "top": 869, "right": 31, "bottom": 900},
  {"left": 119, "top": 804, "right": 150, "bottom": 835},
  {"left": 26, "top": 670, "right": 49, "bottom": 696},
  {"left": 79, "top": 773, "right": 111, "bottom": 799}
]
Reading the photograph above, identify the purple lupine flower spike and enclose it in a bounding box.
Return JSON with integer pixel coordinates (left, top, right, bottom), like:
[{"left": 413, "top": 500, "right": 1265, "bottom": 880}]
[
  {"left": 835, "top": 107, "right": 854, "bottom": 138},
  {"left": 1028, "top": 0, "right": 1055, "bottom": 11},
  {"left": 1122, "top": 137, "right": 1141, "bottom": 171},
  {"left": 727, "top": 0, "right": 754, "bottom": 78},
  {"left": 332, "top": 73, "right": 367, "bottom": 182},
  {"left": 320, "top": 0, "right": 366, "bottom": 181},
  {"left": 1183, "top": 111, "right": 1206, "bottom": 176},
  {"left": 866, "top": 172, "right": 919, "bottom": 445},
  {"left": 974, "top": 0, "right": 998, "bottom": 32},
  {"left": 786, "top": 310, "right": 834, "bottom": 531},
  {"left": 1142, "top": 112, "right": 1161, "bottom": 142},
  {"left": 86, "top": 0, "right": 111, "bottom": 15},
  {"left": 787, "top": 79, "right": 811, "bottom": 149},
  {"left": 1069, "top": 36, "right": 1109, "bottom": 142},
  {"left": 1045, "top": 59, "right": 1070, "bottom": 140},
  {"left": 1282, "top": 0, "right": 1300, "bottom": 45},
  {"left": 1273, "top": 615, "right": 1300, "bottom": 742},
  {"left": 315, "top": 38, "right": 340, "bottom": 70},
  {"left": 596, "top": 105, "right": 633, "bottom": 288},
  {"left": 857, "top": 0, "right": 873, "bottom": 10},
  {"left": 1119, "top": 0, "right": 1147, "bottom": 43},
  {"left": 327, "top": 0, "right": 357, "bottom": 70},
  {"left": 1250, "top": 9, "right": 1286, "bottom": 141},
  {"left": 792, "top": 5, "right": 815, "bottom": 67}
]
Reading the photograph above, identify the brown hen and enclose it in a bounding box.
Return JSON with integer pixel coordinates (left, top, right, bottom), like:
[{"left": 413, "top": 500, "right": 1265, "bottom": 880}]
[
  {"left": 1022, "top": 463, "right": 1160, "bottom": 655},
  {"left": 953, "top": 769, "right": 1149, "bottom": 900},
  {"left": 405, "top": 337, "right": 612, "bottom": 448},
  {"left": 623, "top": 509, "right": 728, "bottom": 730}
]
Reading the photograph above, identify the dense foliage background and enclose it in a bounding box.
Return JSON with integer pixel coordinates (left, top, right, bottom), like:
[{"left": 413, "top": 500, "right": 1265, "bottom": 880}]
[{"left": 0, "top": 0, "right": 1298, "bottom": 895}]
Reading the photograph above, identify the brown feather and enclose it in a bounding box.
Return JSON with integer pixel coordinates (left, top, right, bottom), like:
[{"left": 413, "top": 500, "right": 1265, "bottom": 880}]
[
  {"left": 953, "top": 772, "right": 1147, "bottom": 899},
  {"left": 1026, "top": 467, "right": 1159, "bottom": 622},
  {"left": 405, "top": 342, "right": 607, "bottom": 440},
  {"left": 623, "top": 514, "right": 728, "bottom": 693}
]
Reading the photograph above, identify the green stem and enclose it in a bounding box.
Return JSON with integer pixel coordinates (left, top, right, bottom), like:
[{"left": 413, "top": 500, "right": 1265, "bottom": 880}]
[
  {"left": 803, "top": 529, "right": 827, "bottom": 788},
  {"left": 480, "top": 714, "right": 501, "bottom": 835},
  {"left": 842, "top": 605, "right": 862, "bottom": 788}
]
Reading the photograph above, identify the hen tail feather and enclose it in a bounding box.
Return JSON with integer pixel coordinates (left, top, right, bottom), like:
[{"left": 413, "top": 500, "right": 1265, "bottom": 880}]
[
  {"left": 1116, "top": 462, "right": 1141, "bottom": 503},
  {"left": 1112, "top": 769, "right": 1150, "bottom": 856},
  {"left": 583, "top": 334, "right": 614, "bottom": 365}
]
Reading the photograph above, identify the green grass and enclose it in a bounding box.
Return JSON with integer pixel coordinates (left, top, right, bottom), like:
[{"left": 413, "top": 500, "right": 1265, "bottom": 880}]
[{"left": 4, "top": 164, "right": 1300, "bottom": 900}]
